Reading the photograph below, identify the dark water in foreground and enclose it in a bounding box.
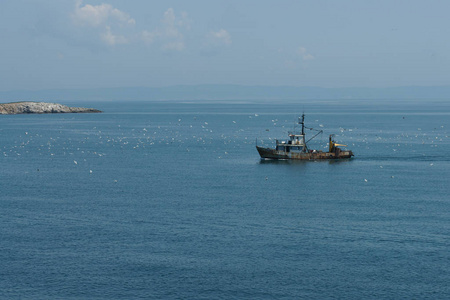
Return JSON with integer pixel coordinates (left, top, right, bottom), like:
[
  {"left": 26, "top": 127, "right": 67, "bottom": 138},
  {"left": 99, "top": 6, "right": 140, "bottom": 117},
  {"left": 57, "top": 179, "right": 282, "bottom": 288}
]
[{"left": 1, "top": 100, "right": 449, "bottom": 299}]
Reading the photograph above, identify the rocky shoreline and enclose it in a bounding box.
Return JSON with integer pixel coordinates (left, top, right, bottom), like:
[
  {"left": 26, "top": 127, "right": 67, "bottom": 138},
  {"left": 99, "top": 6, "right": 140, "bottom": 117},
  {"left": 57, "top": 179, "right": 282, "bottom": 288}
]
[{"left": 0, "top": 101, "right": 102, "bottom": 115}]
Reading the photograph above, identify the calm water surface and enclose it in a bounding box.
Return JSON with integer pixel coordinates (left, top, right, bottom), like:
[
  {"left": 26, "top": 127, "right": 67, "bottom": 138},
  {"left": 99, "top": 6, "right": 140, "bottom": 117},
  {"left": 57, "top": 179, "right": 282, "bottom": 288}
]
[{"left": 1, "top": 100, "right": 449, "bottom": 299}]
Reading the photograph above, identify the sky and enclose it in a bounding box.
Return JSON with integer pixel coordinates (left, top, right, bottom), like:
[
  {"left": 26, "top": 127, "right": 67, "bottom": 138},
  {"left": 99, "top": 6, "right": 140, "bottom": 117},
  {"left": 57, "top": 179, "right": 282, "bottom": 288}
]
[{"left": 1, "top": 0, "right": 450, "bottom": 91}]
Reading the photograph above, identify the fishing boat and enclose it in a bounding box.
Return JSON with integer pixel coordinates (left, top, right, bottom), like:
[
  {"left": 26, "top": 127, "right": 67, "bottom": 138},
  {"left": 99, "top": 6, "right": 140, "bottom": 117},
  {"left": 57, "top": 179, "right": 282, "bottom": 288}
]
[{"left": 256, "top": 114, "right": 354, "bottom": 160}]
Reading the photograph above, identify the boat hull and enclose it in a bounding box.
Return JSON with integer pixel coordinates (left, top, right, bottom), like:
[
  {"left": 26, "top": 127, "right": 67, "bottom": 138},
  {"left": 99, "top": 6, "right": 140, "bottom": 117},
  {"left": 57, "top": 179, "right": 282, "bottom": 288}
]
[{"left": 256, "top": 146, "right": 353, "bottom": 160}]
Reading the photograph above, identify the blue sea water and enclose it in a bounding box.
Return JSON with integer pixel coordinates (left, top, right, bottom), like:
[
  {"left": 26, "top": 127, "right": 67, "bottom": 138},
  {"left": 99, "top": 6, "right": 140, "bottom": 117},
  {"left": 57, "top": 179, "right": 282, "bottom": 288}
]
[{"left": 1, "top": 99, "right": 449, "bottom": 299}]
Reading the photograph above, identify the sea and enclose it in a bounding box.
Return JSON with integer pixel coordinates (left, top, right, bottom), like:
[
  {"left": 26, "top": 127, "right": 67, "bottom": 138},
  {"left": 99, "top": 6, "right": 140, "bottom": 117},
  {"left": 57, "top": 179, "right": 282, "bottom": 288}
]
[{"left": 1, "top": 99, "right": 449, "bottom": 299}]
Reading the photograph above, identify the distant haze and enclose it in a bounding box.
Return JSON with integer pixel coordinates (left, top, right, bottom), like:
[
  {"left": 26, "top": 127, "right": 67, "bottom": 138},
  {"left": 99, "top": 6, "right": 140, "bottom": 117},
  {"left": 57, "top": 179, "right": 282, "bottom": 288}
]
[
  {"left": 1, "top": 1, "right": 449, "bottom": 91},
  {"left": 2, "top": 85, "right": 450, "bottom": 102}
]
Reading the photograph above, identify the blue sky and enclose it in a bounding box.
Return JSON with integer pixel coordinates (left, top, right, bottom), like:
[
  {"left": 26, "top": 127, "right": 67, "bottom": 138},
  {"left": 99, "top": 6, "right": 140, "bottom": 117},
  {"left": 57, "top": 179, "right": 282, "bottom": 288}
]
[{"left": 1, "top": 0, "right": 449, "bottom": 91}]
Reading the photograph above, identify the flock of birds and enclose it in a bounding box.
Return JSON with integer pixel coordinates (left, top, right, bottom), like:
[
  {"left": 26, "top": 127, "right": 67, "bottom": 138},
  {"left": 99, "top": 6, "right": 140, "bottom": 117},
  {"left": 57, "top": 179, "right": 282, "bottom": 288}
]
[{"left": 1, "top": 114, "right": 448, "bottom": 184}]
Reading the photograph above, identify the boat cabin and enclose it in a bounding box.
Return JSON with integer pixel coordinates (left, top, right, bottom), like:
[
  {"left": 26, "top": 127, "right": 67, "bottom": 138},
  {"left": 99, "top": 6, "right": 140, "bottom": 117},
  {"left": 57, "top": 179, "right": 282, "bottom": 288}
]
[{"left": 275, "top": 131, "right": 306, "bottom": 153}]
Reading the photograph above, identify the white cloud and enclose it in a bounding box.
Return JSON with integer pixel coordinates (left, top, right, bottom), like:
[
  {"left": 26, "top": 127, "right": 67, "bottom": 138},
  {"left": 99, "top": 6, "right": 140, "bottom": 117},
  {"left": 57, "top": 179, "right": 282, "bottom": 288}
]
[
  {"left": 160, "top": 8, "right": 184, "bottom": 49},
  {"left": 297, "top": 47, "right": 307, "bottom": 55},
  {"left": 302, "top": 53, "right": 315, "bottom": 61},
  {"left": 141, "top": 30, "right": 157, "bottom": 45},
  {"left": 178, "top": 12, "right": 191, "bottom": 30},
  {"left": 72, "top": 0, "right": 135, "bottom": 28},
  {"left": 141, "top": 8, "right": 190, "bottom": 51},
  {"left": 201, "top": 29, "right": 231, "bottom": 55},
  {"left": 101, "top": 26, "right": 128, "bottom": 46},
  {"left": 163, "top": 41, "right": 185, "bottom": 52},
  {"left": 71, "top": 3, "right": 189, "bottom": 50},
  {"left": 297, "top": 46, "right": 314, "bottom": 61},
  {"left": 206, "top": 29, "right": 232, "bottom": 46},
  {"left": 71, "top": 0, "right": 135, "bottom": 46}
]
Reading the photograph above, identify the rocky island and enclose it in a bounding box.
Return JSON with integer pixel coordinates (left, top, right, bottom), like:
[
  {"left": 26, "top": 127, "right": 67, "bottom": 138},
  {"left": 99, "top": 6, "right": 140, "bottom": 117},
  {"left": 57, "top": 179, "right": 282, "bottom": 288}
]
[{"left": 0, "top": 101, "right": 102, "bottom": 115}]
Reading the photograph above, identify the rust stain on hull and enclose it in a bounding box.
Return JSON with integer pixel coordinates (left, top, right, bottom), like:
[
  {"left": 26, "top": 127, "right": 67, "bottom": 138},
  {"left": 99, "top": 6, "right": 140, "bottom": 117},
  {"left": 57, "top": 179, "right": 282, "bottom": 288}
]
[{"left": 256, "top": 146, "right": 354, "bottom": 160}]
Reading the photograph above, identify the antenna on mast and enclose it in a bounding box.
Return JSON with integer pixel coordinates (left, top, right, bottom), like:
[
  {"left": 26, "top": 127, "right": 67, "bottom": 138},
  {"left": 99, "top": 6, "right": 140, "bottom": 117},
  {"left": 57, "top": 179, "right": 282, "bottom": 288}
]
[{"left": 299, "top": 113, "right": 305, "bottom": 135}]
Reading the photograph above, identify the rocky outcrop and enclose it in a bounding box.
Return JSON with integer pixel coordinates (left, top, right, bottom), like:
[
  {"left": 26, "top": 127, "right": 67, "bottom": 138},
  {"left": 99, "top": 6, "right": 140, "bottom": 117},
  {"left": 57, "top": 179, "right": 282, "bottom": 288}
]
[{"left": 0, "top": 102, "right": 102, "bottom": 114}]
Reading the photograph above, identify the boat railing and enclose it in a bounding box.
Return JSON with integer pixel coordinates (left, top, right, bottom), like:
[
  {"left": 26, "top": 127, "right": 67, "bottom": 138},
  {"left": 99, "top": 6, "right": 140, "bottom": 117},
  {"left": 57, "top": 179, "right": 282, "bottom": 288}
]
[
  {"left": 288, "top": 131, "right": 303, "bottom": 136},
  {"left": 276, "top": 140, "right": 305, "bottom": 146}
]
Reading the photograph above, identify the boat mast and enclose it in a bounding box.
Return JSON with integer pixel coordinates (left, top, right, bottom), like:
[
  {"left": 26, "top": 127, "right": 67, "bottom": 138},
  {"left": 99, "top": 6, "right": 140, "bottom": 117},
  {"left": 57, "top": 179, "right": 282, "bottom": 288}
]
[
  {"left": 299, "top": 113, "right": 307, "bottom": 151},
  {"left": 299, "top": 113, "right": 305, "bottom": 135}
]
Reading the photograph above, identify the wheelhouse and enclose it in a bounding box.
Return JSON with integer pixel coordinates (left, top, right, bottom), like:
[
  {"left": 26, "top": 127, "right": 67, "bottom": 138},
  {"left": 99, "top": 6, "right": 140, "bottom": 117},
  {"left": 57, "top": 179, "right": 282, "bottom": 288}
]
[{"left": 275, "top": 131, "right": 306, "bottom": 152}]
